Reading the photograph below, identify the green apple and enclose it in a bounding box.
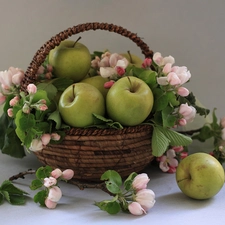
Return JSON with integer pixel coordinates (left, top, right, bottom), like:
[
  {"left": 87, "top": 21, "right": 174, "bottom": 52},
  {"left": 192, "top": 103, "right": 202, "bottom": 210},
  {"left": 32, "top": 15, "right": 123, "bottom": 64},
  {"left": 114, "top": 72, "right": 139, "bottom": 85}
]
[
  {"left": 176, "top": 153, "right": 225, "bottom": 200},
  {"left": 80, "top": 76, "right": 109, "bottom": 98},
  {"left": 120, "top": 51, "right": 143, "bottom": 67},
  {"left": 49, "top": 39, "right": 91, "bottom": 82},
  {"left": 106, "top": 76, "right": 154, "bottom": 126},
  {"left": 58, "top": 83, "right": 105, "bottom": 127}
]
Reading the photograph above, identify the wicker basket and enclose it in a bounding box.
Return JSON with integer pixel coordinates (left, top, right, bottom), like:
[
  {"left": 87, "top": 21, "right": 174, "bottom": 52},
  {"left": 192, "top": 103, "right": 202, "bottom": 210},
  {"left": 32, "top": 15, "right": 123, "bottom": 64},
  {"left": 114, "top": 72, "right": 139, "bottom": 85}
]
[{"left": 21, "top": 22, "right": 155, "bottom": 182}]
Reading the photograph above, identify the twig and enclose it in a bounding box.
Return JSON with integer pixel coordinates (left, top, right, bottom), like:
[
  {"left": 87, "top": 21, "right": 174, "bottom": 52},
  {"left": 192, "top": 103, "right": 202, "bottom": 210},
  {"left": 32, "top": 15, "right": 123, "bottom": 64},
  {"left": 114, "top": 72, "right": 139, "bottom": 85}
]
[{"left": 9, "top": 169, "right": 36, "bottom": 181}]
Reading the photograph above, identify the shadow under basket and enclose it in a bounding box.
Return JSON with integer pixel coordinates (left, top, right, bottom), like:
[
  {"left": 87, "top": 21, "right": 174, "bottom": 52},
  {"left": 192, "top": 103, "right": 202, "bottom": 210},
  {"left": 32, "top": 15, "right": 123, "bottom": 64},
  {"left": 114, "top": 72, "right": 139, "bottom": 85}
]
[
  {"left": 21, "top": 22, "right": 156, "bottom": 182},
  {"left": 34, "top": 125, "right": 153, "bottom": 182}
]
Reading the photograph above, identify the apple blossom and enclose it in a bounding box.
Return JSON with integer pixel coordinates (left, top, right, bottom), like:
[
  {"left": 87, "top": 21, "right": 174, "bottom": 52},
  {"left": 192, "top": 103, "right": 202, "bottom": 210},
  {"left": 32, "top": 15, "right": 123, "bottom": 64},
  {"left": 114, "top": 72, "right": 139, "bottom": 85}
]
[
  {"left": 41, "top": 133, "right": 51, "bottom": 146},
  {"left": 44, "top": 177, "right": 57, "bottom": 187},
  {"left": 91, "top": 56, "right": 101, "bottom": 68},
  {"left": 27, "top": 83, "right": 37, "bottom": 94},
  {"left": 51, "top": 168, "right": 63, "bottom": 179},
  {"left": 116, "top": 66, "right": 125, "bottom": 76},
  {"left": 0, "top": 70, "right": 13, "bottom": 90},
  {"left": 220, "top": 116, "right": 225, "bottom": 128},
  {"left": 153, "top": 52, "right": 175, "bottom": 66},
  {"left": 11, "top": 68, "right": 24, "bottom": 86},
  {"left": 48, "top": 186, "right": 62, "bottom": 202},
  {"left": 128, "top": 202, "right": 146, "bottom": 216},
  {"left": 22, "top": 103, "right": 30, "bottom": 114},
  {"left": 179, "top": 103, "right": 196, "bottom": 122},
  {"left": 178, "top": 118, "right": 187, "bottom": 126},
  {"left": 45, "top": 198, "right": 58, "bottom": 209},
  {"left": 171, "top": 66, "right": 191, "bottom": 85},
  {"left": 51, "top": 133, "right": 61, "bottom": 141},
  {"left": 142, "top": 58, "right": 152, "bottom": 69},
  {"left": 180, "top": 152, "right": 188, "bottom": 159},
  {"left": 0, "top": 93, "right": 6, "bottom": 105},
  {"left": 104, "top": 80, "right": 115, "bottom": 89},
  {"left": 167, "top": 72, "right": 181, "bottom": 86},
  {"left": 62, "top": 169, "right": 74, "bottom": 180},
  {"left": 221, "top": 128, "right": 225, "bottom": 140},
  {"left": 158, "top": 149, "right": 178, "bottom": 172},
  {"left": 9, "top": 95, "right": 20, "bottom": 106},
  {"left": 156, "top": 76, "right": 168, "bottom": 86},
  {"left": 162, "top": 63, "right": 172, "bottom": 74},
  {"left": 172, "top": 146, "right": 184, "bottom": 153},
  {"left": 29, "top": 139, "right": 43, "bottom": 152},
  {"left": 177, "top": 86, "right": 189, "bottom": 97},
  {"left": 132, "top": 173, "right": 150, "bottom": 191},
  {"left": 167, "top": 166, "right": 177, "bottom": 173},
  {"left": 38, "top": 104, "right": 48, "bottom": 111},
  {"left": 135, "top": 189, "right": 156, "bottom": 211},
  {"left": 7, "top": 108, "right": 13, "bottom": 117}
]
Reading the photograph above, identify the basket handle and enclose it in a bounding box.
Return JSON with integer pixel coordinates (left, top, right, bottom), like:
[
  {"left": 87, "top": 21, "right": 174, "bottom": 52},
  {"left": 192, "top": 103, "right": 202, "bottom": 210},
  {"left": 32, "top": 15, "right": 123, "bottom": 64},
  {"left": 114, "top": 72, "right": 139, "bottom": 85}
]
[{"left": 21, "top": 22, "right": 154, "bottom": 90}]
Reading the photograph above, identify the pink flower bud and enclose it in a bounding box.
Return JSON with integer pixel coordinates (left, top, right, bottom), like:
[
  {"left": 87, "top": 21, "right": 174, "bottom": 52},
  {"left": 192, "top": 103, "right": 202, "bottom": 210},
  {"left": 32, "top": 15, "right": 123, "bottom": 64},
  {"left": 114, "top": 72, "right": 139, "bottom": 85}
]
[
  {"left": 0, "top": 93, "right": 6, "bottom": 105},
  {"left": 167, "top": 72, "right": 181, "bottom": 86},
  {"left": 180, "top": 152, "right": 188, "bottom": 159},
  {"left": 7, "top": 108, "right": 13, "bottom": 117},
  {"left": 172, "top": 146, "right": 184, "bottom": 153},
  {"left": 27, "top": 83, "right": 37, "bottom": 94},
  {"left": 179, "top": 103, "right": 196, "bottom": 123},
  {"left": 220, "top": 116, "right": 225, "bottom": 128},
  {"left": 51, "top": 133, "right": 61, "bottom": 141},
  {"left": 44, "top": 177, "right": 57, "bottom": 188},
  {"left": 51, "top": 168, "right": 63, "bottom": 179},
  {"left": 9, "top": 96, "right": 20, "bottom": 106},
  {"left": 104, "top": 80, "right": 115, "bottom": 89},
  {"left": 128, "top": 202, "right": 146, "bottom": 216},
  {"left": 62, "top": 169, "right": 74, "bottom": 180},
  {"left": 135, "top": 189, "right": 156, "bottom": 211},
  {"left": 45, "top": 198, "right": 57, "bottom": 209},
  {"left": 116, "top": 66, "right": 125, "bottom": 76},
  {"left": 178, "top": 118, "right": 187, "bottom": 126},
  {"left": 48, "top": 186, "right": 62, "bottom": 202},
  {"left": 162, "top": 63, "right": 172, "bottom": 74},
  {"left": 41, "top": 133, "right": 51, "bottom": 146},
  {"left": 38, "top": 104, "right": 48, "bottom": 111},
  {"left": 177, "top": 86, "right": 189, "bottom": 97},
  {"left": 141, "top": 58, "right": 152, "bottom": 68},
  {"left": 132, "top": 173, "right": 150, "bottom": 191},
  {"left": 167, "top": 166, "right": 176, "bottom": 173}
]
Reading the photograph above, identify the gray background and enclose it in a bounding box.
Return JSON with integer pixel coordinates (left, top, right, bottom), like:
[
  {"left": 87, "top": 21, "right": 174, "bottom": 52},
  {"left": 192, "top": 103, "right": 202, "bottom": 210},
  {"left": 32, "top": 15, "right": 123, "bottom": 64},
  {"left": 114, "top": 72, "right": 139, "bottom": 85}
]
[{"left": 1, "top": 0, "right": 225, "bottom": 118}]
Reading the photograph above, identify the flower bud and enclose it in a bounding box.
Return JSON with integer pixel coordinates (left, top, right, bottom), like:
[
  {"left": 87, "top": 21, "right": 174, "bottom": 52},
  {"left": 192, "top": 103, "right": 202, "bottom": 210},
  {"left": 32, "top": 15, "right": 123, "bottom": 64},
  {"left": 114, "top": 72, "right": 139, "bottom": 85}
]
[
  {"left": 132, "top": 173, "right": 150, "bottom": 191},
  {"left": 27, "top": 83, "right": 37, "bottom": 94},
  {"left": 9, "top": 96, "right": 20, "bottom": 106},
  {"left": 41, "top": 133, "right": 51, "bottom": 146},
  {"left": 62, "top": 169, "right": 74, "bottom": 180},
  {"left": 116, "top": 66, "right": 125, "bottom": 76},
  {"left": 29, "top": 139, "right": 43, "bottom": 152},
  {"left": 128, "top": 202, "right": 146, "bottom": 216},
  {"left": 45, "top": 198, "right": 57, "bottom": 209},
  {"left": 38, "top": 104, "right": 48, "bottom": 111},
  {"left": 220, "top": 116, "right": 225, "bottom": 128},
  {"left": 104, "top": 80, "right": 115, "bottom": 89},
  {"left": 7, "top": 108, "right": 13, "bottom": 117},
  {"left": 22, "top": 103, "right": 30, "bottom": 114},
  {"left": 44, "top": 177, "right": 57, "bottom": 188},
  {"left": 51, "top": 168, "right": 63, "bottom": 179},
  {"left": 177, "top": 86, "right": 189, "bottom": 97},
  {"left": 48, "top": 186, "right": 62, "bottom": 202},
  {"left": 51, "top": 133, "right": 61, "bottom": 141},
  {"left": 142, "top": 58, "right": 152, "bottom": 69},
  {"left": 135, "top": 189, "right": 156, "bottom": 210}
]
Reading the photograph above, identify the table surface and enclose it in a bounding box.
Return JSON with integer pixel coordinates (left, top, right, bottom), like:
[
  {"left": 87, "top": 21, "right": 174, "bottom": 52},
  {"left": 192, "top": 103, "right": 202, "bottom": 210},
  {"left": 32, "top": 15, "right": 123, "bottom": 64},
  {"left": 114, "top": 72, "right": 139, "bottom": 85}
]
[{"left": 0, "top": 151, "right": 224, "bottom": 225}]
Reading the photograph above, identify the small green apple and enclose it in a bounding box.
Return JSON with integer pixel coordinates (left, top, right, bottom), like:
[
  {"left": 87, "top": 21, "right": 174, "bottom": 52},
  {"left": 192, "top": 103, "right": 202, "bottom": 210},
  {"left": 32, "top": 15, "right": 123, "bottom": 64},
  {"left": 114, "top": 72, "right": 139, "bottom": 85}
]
[
  {"left": 80, "top": 76, "right": 109, "bottom": 98},
  {"left": 106, "top": 76, "right": 154, "bottom": 126},
  {"left": 120, "top": 51, "right": 143, "bottom": 67},
  {"left": 49, "top": 39, "right": 91, "bottom": 82},
  {"left": 58, "top": 83, "right": 105, "bottom": 127},
  {"left": 176, "top": 153, "right": 225, "bottom": 200}
]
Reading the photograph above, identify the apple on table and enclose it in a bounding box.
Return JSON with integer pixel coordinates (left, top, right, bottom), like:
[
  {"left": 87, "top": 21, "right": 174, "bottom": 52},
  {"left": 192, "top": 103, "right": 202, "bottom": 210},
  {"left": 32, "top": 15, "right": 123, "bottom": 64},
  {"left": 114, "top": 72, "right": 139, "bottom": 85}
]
[
  {"left": 49, "top": 39, "right": 91, "bottom": 82},
  {"left": 106, "top": 76, "right": 154, "bottom": 126},
  {"left": 58, "top": 83, "right": 105, "bottom": 128},
  {"left": 176, "top": 152, "right": 225, "bottom": 200}
]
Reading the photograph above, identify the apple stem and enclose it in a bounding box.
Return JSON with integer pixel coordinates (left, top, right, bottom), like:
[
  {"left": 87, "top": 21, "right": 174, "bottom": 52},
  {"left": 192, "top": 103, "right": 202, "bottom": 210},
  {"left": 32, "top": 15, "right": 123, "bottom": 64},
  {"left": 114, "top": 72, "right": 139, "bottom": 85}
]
[
  {"left": 127, "top": 50, "right": 133, "bottom": 63},
  {"left": 73, "top": 36, "right": 82, "bottom": 47},
  {"left": 127, "top": 76, "right": 134, "bottom": 93}
]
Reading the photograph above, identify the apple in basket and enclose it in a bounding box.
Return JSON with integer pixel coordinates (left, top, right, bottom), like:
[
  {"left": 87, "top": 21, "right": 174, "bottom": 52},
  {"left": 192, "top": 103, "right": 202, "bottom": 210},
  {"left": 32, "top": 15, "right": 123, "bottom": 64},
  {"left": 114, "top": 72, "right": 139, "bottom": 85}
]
[
  {"left": 49, "top": 39, "right": 91, "bottom": 82},
  {"left": 58, "top": 83, "right": 105, "bottom": 127},
  {"left": 106, "top": 76, "right": 154, "bottom": 126},
  {"left": 176, "top": 153, "right": 225, "bottom": 199},
  {"left": 120, "top": 51, "right": 143, "bottom": 67},
  {"left": 80, "top": 76, "right": 109, "bottom": 98}
]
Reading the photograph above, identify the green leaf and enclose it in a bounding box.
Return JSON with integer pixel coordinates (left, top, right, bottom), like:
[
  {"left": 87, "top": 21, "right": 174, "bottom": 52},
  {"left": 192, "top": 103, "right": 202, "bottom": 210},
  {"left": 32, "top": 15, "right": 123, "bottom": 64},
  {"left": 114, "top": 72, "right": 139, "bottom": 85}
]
[
  {"left": 37, "top": 82, "right": 58, "bottom": 100},
  {"left": 48, "top": 110, "right": 62, "bottom": 130},
  {"left": 124, "top": 172, "right": 137, "bottom": 191},
  {"left": 51, "top": 78, "right": 74, "bottom": 91},
  {"left": 2, "top": 191, "right": 10, "bottom": 203},
  {"left": 166, "top": 91, "right": 179, "bottom": 106},
  {"left": 33, "top": 190, "right": 47, "bottom": 206},
  {"left": 152, "top": 126, "right": 170, "bottom": 156},
  {"left": 30, "top": 179, "right": 43, "bottom": 190},
  {"left": 1, "top": 180, "right": 28, "bottom": 195},
  {"left": 153, "top": 89, "right": 168, "bottom": 111},
  {"left": 32, "top": 90, "right": 51, "bottom": 106},
  {"left": 19, "top": 113, "right": 35, "bottom": 131},
  {"left": 157, "top": 126, "right": 192, "bottom": 147},
  {"left": 0, "top": 192, "right": 4, "bottom": 205},
  {"left": 136, "top": 70, "right": 157, "bottom": 89},
  {"left": 36, "top": 166, "right": 53, "bottom": 180},
  {"left": 161, "top": 106, "right": 176, "bottom": 127},
  {"left": 8, "top": 194, "right": 26, "bottom": 205},
  {"left": 101, "top": 170, "right": 122, "bottom": 194},
  {"left": 95, "top": 200, "right": 121, "bottom": 214}
]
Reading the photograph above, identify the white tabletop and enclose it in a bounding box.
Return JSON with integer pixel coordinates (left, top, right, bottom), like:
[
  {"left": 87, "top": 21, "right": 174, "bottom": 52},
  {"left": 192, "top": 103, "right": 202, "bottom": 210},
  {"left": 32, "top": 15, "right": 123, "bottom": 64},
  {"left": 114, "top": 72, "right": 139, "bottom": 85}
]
[{"left": 0, "top": 151, "right": 224, "bottom": 225}]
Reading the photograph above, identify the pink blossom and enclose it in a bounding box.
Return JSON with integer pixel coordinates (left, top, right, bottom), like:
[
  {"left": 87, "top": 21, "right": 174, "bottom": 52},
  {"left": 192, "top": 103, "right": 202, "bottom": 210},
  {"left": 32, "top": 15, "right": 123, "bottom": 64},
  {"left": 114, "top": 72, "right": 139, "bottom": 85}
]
[
  {"left": 171, "top": 66, "right": 191, "bottom": 85},
  {"left": 221, "top": 128, "right": 225, "bottom": 140},
  {"left": 220, "top": 116, "right": 225, "bottom": 128},
  {"left": 44, "top": 177, "right": 57, "bottom": 188},
  {"left": 48, "top": 186, "right": 62, "bottom": 202},
  {"left": 27, "top": 83, "right": 37, "bottom": 94},
  {"left": 62, "top": 169, "right": 74, "bottom": 180},
  {"left": 135, "top": 189, "right": 156, "bottom": 211},
  {"left": 100, "top": 67, "right": 116, "bottom": 78},
  {"left": 98, "top": 56, "right": 110, "bottom": 67},
  {"left": 41, "top": 133, "right": 51, "bottom": 146},
  {"left": 9, "top": 96, "right": 20, "bottom": 106},
  {"left": 91, "top": 56, "right": 101, "bottom": 68},
  {"left": 116, "top": 66, "right": 125, "bottom": 76},
  {"left": 38, "top": 104, "right": 48, "bottom": 111},
  {"left": 180, "top": 152, "right": 188, "bottom": 159},
  {"left": 128, "top": 202, "right": 146, "bottom": 216},
  {"left": 153, "top": 52, "right": 175, "bottom": 66},
  {"left": 167, "top": 166, "right": 177, "bottom": 173},
  {"left": 10, "top": 67, "right": 24, "bottom": 86},
  {"left": 167, "top": 72, "right": 181, "bottom": 86},
  {"left": 178, "top": 118, "right": 187, "bottom": 126},
  {"left": 7, "top": 108, "right": 13, "bottom": 117},
  {"left": 104, "top": 80, "right": 115, "bottom": 89},
  {"left": 177, "top": 86, "right": 189, "bottom": 97},
  {"left": 51, "top": 133, "right": 61, "bottom": 141},
  {"left": 162, "top": 63, "right": 172, "bottom": 74},
  {"left": 29, "top": 139, "right": 43, "bottom": 152},
  {"left": 45, "top": 198, "right": 58, "bottom": 209},
  {"left": 51, "top": 168, "right": 63, "bottom": 179},
  {"left": 172, "top": 146, "right": 184, "bottom": 153},
  {"left": 156, "top": 77, "right": 168, "bottom": 86},
  {"left": 0, "top": 70, "right": 13, "bottom": 90},
  {"left": 159, "top": 149, "right": 178, "bottom": 172},
  {"left": 0, "top": 93, "right": 6, "bottom": 105},
  {"left": 179, "top": 103, "right": 196, "bottom": 122},
  {"left": 142, "top": 58, "right": 152, "bottom": 68},
  {"left": 132, "top": 173, "right": 150, "bottom": 191}
]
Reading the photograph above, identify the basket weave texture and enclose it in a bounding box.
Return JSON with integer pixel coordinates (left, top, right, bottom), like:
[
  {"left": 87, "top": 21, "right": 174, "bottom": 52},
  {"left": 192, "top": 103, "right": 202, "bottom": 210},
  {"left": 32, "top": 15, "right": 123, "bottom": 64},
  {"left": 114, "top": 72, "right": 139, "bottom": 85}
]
[{"left": 21, "top": 22, "right": 155, "bottom": 181}]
